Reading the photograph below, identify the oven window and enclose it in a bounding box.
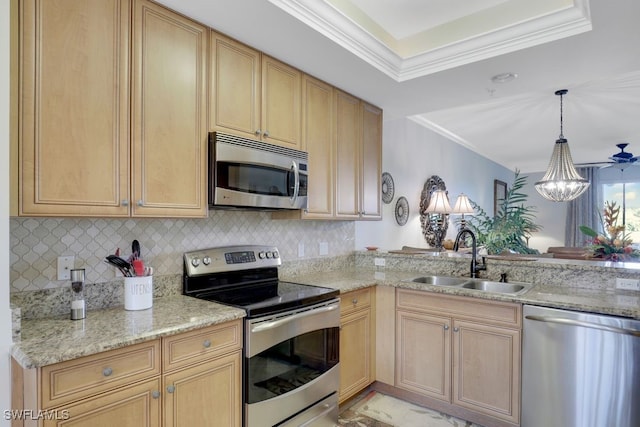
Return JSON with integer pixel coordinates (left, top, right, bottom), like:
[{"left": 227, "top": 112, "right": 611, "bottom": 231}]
[
  {"left": 218, "top": 162, "right": 304, "bottom": 197},
  {"left": 246, "top": 327, "right": 339, "bottom": 404}
]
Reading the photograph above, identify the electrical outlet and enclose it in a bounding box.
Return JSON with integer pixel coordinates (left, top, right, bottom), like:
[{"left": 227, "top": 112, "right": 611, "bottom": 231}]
[
  {"left": 615, "top": 278, "right": 640, "bottom": 291},
  {"left": 616, "top": 295, "right": 639, "bottom": 306},
  {"left": 57, "top": 256, "right": 75, "bottom": 280},
  {"left": 319, "top": 242, "right": 328, "bottom": 256},
  {"left": 298, "top": 242, "right": 305, "bottom": 258},
  {"left": 374, "top": 257, "right": 385, "bottom": 267}
]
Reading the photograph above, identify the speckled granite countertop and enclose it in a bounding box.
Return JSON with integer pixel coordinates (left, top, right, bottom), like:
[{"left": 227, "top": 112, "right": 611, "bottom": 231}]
[
  {"left": 12, "top": 295, "right": 245, "bottom": 369},
  {"left": 282, "top": 268, "right": 640, "bottom": 319}
]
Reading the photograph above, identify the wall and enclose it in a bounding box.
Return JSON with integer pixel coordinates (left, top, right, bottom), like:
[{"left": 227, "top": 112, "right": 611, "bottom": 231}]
[
  {"left": 10, "top": 213, "right": 354, "bottom": 292},
  {"left": 355, "top": 117, "right": 513, "bottom": 251},
  {"left": 1, "top": 0, "right": 12, "bottom": 422},
  {"left": 523, "top": 171, "right": 567, "bottom": 252}
]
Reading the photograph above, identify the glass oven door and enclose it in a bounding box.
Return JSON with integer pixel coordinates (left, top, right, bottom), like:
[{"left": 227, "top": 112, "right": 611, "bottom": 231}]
[{"left": 245, "top": 299, "right": 340, "bottom": 427}]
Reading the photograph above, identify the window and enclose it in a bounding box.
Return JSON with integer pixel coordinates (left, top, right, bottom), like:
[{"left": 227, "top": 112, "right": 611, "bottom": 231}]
[{"left": 602, "top": 181, "right": 640, "bottom": 244}]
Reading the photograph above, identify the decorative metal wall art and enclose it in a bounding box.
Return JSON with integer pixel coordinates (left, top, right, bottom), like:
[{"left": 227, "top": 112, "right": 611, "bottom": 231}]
[
  {"left": 420, "top": 175, "right": 449, "bottom": 247},
  {"left": 395, "top": 196, "right": 409, "bottom": 225},
  {"left": 381, "top": 172, "right": 395, "bottom": 204}
]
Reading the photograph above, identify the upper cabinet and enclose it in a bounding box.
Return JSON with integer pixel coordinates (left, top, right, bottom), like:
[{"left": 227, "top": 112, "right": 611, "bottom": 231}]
[
  {"left": 210, "top": 32, "right": 302, "bottom": 149},
  {"left": 18, "top": 0, "right": 131, "bottom": 216},
  {"left": 16, "top": 0, "right": 208, "bottom": 217},
  {"left": 131, "top": 0, "right": 208, "bottom": 217}
]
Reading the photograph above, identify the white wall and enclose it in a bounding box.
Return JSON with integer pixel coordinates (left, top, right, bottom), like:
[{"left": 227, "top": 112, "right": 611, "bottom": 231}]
[
  {"left": 1, "top": 0, "right": 13, "bottom": 423},
  {"left": 522, "top": 171, "right": 567, "bottom": 253},
  {"left": 355, "top": 117, "right": 513, "bottom": 251}
]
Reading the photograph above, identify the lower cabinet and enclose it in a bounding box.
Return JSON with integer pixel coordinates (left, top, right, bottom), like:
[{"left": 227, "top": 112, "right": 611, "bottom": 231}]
[
  {"left": 339, "top": 287, "right": 375, "bottom": 403},
  {"left": 13, "top": 320, "right": 242, "bottom": 427},
  {"left": 396, "top": 290, "right": 521, "bottom": 427}
]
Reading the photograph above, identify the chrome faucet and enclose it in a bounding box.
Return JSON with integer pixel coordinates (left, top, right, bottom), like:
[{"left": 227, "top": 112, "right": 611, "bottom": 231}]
[{"left": 453, "top": 228, "right": 486, "bottom": 278}]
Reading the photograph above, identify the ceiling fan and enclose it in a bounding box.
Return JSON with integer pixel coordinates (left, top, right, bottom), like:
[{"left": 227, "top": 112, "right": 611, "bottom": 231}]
[{"left": 577, "top": 143, "right": 639, "bottom": 169}]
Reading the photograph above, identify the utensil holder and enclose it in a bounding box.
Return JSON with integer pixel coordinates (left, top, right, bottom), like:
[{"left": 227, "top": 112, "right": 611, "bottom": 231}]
[{"left": 124, "top": 276, "right": 153, "bottom": 310}]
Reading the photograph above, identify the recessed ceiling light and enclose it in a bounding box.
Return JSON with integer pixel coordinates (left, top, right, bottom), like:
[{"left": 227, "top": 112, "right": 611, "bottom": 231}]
[{"left": 491, "top": 72, "right": 518, "bottom": 84}]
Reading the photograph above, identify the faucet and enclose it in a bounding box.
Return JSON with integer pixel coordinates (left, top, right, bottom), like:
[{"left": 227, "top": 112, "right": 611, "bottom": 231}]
[{"left": 453, "top": 228, "right": 486, "bottom": 278}]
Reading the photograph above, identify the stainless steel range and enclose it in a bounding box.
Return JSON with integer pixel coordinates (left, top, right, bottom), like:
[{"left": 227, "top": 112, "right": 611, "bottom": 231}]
[{"left": 183, "top": 245, "right": 340, "bottom": 427}]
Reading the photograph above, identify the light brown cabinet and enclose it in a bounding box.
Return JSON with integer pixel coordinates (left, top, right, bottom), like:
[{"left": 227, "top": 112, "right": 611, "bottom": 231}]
[
  {"left": 339, "top": 287, "right": 375, "bottom": 403},
  {"left": 335, "top": 90, "right": 382, "bottom": 220},
  {"left": 16, "top": 0, "right": 208, "bottom": 217},
  {"left": 396, "top": 290, "right": 521, "bottom": 427},
  {"left": 13, "top": 320, "right": 242, "bottom": 427},
  {"left": 210, "top": 32, "right": 302, "bottom": 149}
]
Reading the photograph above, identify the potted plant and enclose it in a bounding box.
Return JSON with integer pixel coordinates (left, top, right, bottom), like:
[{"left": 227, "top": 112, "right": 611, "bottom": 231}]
[
  {"left": 580, "top": 201, "right": 640, "bottom": 261},
  {"left": 465, "top": 170, "right": 541, "bottom": 255}
]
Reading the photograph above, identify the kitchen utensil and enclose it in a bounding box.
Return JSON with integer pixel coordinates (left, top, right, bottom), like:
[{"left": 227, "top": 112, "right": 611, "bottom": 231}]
[
  {"left": 132, "top": 239, "right": 141, "bottom": 260},
  {"left": 132, "top": 259, "right": 145, "bottom": 276},
  {"left": 105, "top": 255, "right": 132, "bottom": 276}
]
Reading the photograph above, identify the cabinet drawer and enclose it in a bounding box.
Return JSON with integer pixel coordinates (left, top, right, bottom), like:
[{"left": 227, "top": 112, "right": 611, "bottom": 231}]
[
  {"left": 396, "top": 289, "right": 521, "bottom": 328},
  {"left": 41, "top": 339, "right": 161, "bottom": 408},
  {"left": 340, "top": 287, "right": 372, "bottom": 316},
  {"left": 163, "top": 320, "right": 242, "bottom": 372}
]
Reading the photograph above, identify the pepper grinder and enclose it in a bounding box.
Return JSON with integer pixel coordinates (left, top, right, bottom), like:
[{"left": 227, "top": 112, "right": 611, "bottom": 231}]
[{"left": 70, "top": 268, "right": 86, "bottom": 320}]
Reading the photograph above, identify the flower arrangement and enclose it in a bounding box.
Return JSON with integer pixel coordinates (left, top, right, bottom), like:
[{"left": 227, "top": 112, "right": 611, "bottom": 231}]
[{"left": 580, "top": 201, "right": 640, "bottom": 261}]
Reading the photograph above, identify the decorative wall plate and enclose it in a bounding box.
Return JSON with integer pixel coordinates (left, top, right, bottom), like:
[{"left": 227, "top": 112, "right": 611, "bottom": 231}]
[
  {"left": 381, "top": 172, "right": 395, "bottom": 204},
  {"left": 395, "top": 196, "right": 409, "bottom": 225},
  {"left": 419, "top": 175, "right": 448, "bottom": 246}
]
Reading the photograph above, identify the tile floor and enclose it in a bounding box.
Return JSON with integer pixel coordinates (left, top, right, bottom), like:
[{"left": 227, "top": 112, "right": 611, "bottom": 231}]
[{"left": 338, "top": 390, "right": 483, "bottom": 427}]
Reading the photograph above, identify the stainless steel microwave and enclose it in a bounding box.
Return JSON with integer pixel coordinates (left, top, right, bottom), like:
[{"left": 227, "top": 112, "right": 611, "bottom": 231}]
[{"left": 209, "top": 132, "right": 308, "bottom": 210}]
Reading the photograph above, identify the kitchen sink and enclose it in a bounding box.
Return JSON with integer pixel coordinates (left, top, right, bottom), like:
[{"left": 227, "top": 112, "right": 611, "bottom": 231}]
[
  {"left": 409, "top": 276, "right": 469, "bottom": 286},
  {"left": 406, "top": 275, "right": 532, "bottom": 295}
]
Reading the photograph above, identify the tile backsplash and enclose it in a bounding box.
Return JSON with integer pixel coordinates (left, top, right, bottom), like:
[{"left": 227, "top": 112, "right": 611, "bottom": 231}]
[{"left": 10, "top": 210, "right": 355, "bottom": 292}]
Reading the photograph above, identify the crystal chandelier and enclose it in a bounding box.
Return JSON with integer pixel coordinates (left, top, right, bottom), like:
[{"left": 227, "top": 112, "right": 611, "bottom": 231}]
[{"left": 534, "top": 89, "right": 590, "bottom": 202}]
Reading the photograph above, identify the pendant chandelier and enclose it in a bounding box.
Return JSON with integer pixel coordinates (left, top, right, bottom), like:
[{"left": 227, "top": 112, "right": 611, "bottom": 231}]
[{"left": 534, "top": 89, "right": 590, "bottom": 202}]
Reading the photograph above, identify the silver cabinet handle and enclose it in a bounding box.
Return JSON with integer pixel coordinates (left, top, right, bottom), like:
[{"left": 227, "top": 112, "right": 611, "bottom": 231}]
[
  {"left": 137, "top": 200, "right": 143, "bottom": 206},
  {"left": 203, "top": 339, "right": 211, "bottom": 348},
  {"left": 102, "top": 367, "right": 113, "bottom": 377},
  {"left": 121, "top": 200, "right": 129, "bottom": 206},
  {"left": 352, "top": 298, "right": 358, "bottom": 305},
  {"left": 167, "top": 385, "right": 175, "bottom": 393},
  {"left": 152, "top": 391, "right": 160, "bottom": 399},
  {"left": 263, "top": 130, "right": 269, "bottom": 137},
  {"left": 443, "top": 325, "right": 449, "bottom": 330},
  {"left": 525, "top": 315, "right": 640, "bottom": 337},
  {"left": 255, "top": 129, "right": 261, "bottom": 135},
  {"left": 453, "top": 327, "right": 459, "bottom": 332}
]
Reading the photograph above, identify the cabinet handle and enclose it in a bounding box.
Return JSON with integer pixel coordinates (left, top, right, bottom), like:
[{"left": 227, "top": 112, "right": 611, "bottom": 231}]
[
  {"left": 255, "top": 129, "right": 261, "bottom": 136},
  {"left": 263, "top": 130, "right": 269, "bottom": 137},
  {"left": 167, "top": 385, "right": 175, "bottom": 393},
  {"left": 102, "top": 367, "right": 113, "bottom": 377},
  {"left": 453, "top": 327, "right": 459, "bottom": 332},
  {"left": 203, "top": 339, "right": 211, "bottom": 348},
  {"left": 137, "top": 200, "right": 143, "bottom": 206},
  {"left": 443, "top": 325, "right": 449, "bottom": 331},
  {"left": 152, "top": 391, "right": 160, "bottom": 399},
  {"left": 352, "top": 298, "right": 358, "bottom": 305},
  {"left": 121, "top": 200, "right": 129, "bottom": 206}
]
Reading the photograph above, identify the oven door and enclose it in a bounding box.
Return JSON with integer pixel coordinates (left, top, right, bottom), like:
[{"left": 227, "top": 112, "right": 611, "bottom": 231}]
[{"left": 245, "top": 299, "right": 340, "bottom": 427}]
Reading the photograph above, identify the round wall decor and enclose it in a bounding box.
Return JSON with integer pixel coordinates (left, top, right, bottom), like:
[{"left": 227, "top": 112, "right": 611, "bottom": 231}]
[
  {"left": 381, "top": 172, "right": 395, "bottom": 204},
  {"left": 395, "top": 196, "right": 409, "bottom": 225}
]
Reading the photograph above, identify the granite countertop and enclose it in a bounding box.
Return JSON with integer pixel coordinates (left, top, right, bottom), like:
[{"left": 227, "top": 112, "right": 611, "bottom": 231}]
[
  {"left": 12, "top": 295, "right": 245, "bottom": 369},
  {"left": 283, "top": 268, "right": 640, "bottom": 319}
]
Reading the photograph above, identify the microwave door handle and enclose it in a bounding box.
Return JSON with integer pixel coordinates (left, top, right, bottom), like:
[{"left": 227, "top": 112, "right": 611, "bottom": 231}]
[{"left": 290, "top": 160, "right": 300, "bottom": 205}]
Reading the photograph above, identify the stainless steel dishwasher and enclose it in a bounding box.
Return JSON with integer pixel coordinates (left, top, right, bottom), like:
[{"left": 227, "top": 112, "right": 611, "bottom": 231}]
[{"left": 522, "top": 305, "right": 640, "bottom": 427}]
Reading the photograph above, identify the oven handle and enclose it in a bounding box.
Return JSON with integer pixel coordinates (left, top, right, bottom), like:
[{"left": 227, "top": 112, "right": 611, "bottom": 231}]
[
  {"left": 251, "top": 302, "right": 339, "bottom": 333},
  {"left": 290, "top": 160, "right": 300, "bottom": 206}
]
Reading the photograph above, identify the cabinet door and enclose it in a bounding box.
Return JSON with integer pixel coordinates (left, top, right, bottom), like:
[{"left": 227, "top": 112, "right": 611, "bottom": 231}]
[
  {"left": 339, "top": 308, "right": 372, "bottom": 403},
  {"left": 210, "top": 32, "right": 261, "bottom": 139},
  {"left": 164, "top": 351, "right": 242, "bottom": 427},
  {"left": 360, "top": 103, "right": 382, "bottom": 219},
  {"left": 132, "top": 0, "right": 208, "bottom": 217},
  {"left": 43, "top": 378, "right": 161, "bottom": 427},
  {"left": 396, "top": 310, "right": 451, "bottom": 402},
  {"left": 452, "top": 320, "right": 521, "bottom": 424},
  {"left": 334, "top": 90, "right": 361, "bottom": 219},
  {"left": 19, "top": 0, "right": 130, "bottom": 216},
  {"left": 261, "top": 56, "right": 302, "bottom": 149},
  {"left": 301, "top": 75, "right": 334, "bottom": 218}
]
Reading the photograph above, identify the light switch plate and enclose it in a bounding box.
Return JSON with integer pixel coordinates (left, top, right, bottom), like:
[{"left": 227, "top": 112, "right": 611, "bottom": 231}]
[
  {"left": 616, "top": 278, "right": 640, "bottom": 291},
  {"left": 374, "top": 257, "right": 385, "bottom": 267},
  {"left": 57, "top": 256, "right": 75, "bottom": 281},
  {"left": 319, "top": 242, "right": 328, "bottom": 256}
]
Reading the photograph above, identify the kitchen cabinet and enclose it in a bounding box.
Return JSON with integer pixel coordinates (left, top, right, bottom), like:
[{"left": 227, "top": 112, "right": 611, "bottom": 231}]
[
  {"left": 12, "top": 320, "right": 242, "bottom": 427},
  {"left": 339, "top": 287, "right": 375, "bottom": 403},
  {"left": 396, "top": 290, "right": 521, "bottom": 427},
  {"left": 335, "top": 90, "right": 382, "bottom": 220},
  {"left": 16, "top": 0, "right": 207, "bottom": 217},
  {"left": 210, "top": 32, "right": 302, "bottom": 149}
]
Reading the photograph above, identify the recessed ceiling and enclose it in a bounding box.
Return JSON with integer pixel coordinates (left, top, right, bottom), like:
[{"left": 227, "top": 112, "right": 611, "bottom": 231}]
[{"left": 155, "top": 0, "right": 640, "bottom": 173}]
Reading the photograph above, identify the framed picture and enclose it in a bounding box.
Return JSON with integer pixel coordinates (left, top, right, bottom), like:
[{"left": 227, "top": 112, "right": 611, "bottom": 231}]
[{"left": 494, "top": 179, "right": 507, "bottom": 216}]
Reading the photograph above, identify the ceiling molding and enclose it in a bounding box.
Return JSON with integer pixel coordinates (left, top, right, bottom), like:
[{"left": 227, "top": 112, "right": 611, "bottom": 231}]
[{"left": 269, "top": 0, "right": 592, "bottom": 82}]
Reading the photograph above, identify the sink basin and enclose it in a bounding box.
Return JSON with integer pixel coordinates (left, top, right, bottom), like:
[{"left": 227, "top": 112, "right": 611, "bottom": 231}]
[
  {"left": 409, "top": 276, "right": 469, "bottom": 286},
  {"left": 460, "top": 280, "right": 529, "bottom": 295}
]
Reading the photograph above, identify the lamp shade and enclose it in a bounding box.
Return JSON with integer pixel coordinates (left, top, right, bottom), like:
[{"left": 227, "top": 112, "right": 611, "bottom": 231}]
[
  {"left": 452, "top": 193, "right": 474, "bottom": 214},
  {"left": 425, "top": 190, "right": 452, "bottom": 213},
  {"left": 534, "top": 138, "right": 589, "bottom": 202}
]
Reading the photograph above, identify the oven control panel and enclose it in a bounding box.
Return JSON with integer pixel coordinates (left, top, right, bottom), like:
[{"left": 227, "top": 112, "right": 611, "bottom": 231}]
[{"left": 184, "top": 245, "right": 281, "bottom": 276}]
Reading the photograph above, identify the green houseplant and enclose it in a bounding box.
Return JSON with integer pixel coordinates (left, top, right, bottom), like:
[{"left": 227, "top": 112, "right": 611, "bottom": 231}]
[{"left": 466, "top": 170, "right": 541, "bottom": 255}]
